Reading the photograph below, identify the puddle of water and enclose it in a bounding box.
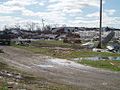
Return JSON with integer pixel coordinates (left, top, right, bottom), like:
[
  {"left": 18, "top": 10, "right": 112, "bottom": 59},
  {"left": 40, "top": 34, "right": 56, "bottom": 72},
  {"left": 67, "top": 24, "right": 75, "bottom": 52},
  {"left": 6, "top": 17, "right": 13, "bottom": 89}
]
[
  {"left": 50, "top": 59, "right": 72, "bottom": 66},
  {"left": 36, "top": 64, "right": 54, "bottom": 68},
  {"left": 73, "top": 57, "right": 120, "bottom": 61},
  {"left": 49, "top": 58, "right": 87, "bottom": 68}
]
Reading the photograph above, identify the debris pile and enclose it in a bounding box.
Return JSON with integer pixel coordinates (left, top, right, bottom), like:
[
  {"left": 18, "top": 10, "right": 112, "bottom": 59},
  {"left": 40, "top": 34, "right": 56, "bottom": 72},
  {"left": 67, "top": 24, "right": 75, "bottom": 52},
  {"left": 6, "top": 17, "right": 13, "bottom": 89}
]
[
  {"left": 63, "top": 33, "right": 81, "bottom": 44},
  {"left": 0, "top": 70, "right": 22, "bottom": 80},
  {"left": 0, "top": 70, "right": 25, "bottom": 89}
]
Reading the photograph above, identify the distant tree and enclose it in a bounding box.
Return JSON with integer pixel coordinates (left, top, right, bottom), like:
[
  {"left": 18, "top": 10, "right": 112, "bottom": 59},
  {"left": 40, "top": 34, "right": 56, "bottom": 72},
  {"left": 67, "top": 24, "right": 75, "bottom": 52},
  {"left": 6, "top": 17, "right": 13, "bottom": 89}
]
[
  {"left": 53, "top": 24, "right": 59, "bottom": 28},
  {"left": 45, "top": 25, "right": 52, "bottom": 31},
  {"left": 12, "top": 23, "right": 21, "bottom": 31},
  {"left": 25, "top": 22, "right": 36, "bottom": 31},
  {"left": 42, "top": 25, "right": 52, "bottom": 34},
  {"left": 3, "top": 25, "right": 8, "bottom": 30},
  {"left": 62, "top": 24, "right": 67, "bottom": 27},
  {"left": 36, "top": 23, "right": 42, "bottom": 31}
]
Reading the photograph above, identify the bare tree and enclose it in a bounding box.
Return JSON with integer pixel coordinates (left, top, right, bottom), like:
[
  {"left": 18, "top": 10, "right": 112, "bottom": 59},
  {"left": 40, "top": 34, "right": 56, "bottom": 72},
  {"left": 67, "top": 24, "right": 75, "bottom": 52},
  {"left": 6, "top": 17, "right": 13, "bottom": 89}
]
[
  {"left": 53, "top": 24, "right": 59, "bottom": 28},
  {"left": 35, "top": 23, "right": 42, "bottom": 31},
  {"left": 62, "top": 24, "right": 67, "bottom": 27},
  {"left": 45, "top": 25, "right": 52, "bottom": 31},
  {"left": 14, "top": 23, "right": 21, "bottom": 30},
  {"left": 42, "top": 25, "right": 52, "bottom": 34},
  {"left": 25, "top": 22, "right": 36, "bottom": 31}
]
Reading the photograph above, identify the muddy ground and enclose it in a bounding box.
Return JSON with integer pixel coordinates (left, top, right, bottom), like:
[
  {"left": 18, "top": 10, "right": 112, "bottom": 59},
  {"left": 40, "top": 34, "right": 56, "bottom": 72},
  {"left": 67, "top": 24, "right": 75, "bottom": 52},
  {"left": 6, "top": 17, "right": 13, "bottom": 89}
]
[{"left": 0, "top": 46, "right": 120, "bottom": 90}]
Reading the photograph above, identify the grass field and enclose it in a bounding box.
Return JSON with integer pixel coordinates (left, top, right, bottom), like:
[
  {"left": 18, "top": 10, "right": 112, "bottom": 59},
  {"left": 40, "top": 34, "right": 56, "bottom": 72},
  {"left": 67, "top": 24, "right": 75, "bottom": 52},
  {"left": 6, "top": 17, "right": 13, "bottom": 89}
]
[
  {"left": 31, "top": 40, "right": 84, "bottom": 49},
  {"left": 14, "top": 45, "right": 120, "bottom": 59},
  {"left": 78, "top": 60, "right": 120, "bottom": 71}
]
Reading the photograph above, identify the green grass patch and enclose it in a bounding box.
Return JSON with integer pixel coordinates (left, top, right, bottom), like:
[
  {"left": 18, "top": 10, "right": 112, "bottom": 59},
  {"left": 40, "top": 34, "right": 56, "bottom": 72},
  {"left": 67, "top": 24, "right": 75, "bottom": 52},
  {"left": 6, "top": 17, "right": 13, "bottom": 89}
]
[
  {"left": 31, "top": 40, "right": 83, "bottom": 49},
  {"left": 32, "top": 40, "right": 70, "bottom": 46},
  {"left": 70, "top": 51, "right": 120, "bottom": 57},
  {"left": 78, "top": 60, "right": 120, "bottom": 71},
  {"left": 0, "top": 81, "right": 8, "bottom": 90},
  {"left": 13, "top": 44, "right": 120, "bottom": 59}
]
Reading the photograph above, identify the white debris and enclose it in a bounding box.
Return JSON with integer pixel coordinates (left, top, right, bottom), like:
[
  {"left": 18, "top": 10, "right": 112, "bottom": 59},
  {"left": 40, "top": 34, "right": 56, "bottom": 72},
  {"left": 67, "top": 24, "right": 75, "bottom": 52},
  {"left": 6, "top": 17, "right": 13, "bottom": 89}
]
[
  {"left": 107, "top": 46, "right": 114, "bottom": 50},
  {"left": 7, "top": 81, "right": 15, "bottom": 85},
  {"left": 110, "top": 62, "right": 115, "bottom": 65},
  {"left": 102, "top": 82, "right": 108, "bottom": 86},
  {"left": 7, "top": 73, "right": 13, "bottom": 77}
]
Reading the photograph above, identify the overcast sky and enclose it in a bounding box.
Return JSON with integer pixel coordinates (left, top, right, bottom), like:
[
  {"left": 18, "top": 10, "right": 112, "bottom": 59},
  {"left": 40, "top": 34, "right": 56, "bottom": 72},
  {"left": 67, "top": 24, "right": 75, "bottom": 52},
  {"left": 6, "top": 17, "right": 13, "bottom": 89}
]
[{"left": 0, "top": 0, "right": 120, "bottom": 29}]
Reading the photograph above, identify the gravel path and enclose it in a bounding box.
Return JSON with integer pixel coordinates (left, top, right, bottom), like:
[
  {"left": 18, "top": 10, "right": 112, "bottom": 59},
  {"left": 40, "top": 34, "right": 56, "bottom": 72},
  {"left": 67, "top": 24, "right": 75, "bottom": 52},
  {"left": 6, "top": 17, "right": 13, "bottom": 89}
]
[{"left": 0, "top": 46, "right": 120, "bottom": 90}]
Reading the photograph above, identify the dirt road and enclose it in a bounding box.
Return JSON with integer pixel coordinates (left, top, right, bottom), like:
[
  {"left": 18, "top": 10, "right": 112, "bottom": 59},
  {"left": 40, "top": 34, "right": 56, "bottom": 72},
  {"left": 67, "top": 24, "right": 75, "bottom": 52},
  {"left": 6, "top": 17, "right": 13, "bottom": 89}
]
[{"left": 0, "top": 46, "right": 120, "bottom": 90}]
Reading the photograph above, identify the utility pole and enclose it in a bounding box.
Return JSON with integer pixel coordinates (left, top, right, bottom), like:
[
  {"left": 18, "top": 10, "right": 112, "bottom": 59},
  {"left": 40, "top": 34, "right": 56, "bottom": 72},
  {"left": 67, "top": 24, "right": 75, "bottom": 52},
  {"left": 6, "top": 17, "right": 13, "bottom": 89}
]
[
  {"left": 42, "top": 19, "right": 45, "bottom": 31},
  {"left": 99, "top": 0, "right": 103, "bottom": 48}
]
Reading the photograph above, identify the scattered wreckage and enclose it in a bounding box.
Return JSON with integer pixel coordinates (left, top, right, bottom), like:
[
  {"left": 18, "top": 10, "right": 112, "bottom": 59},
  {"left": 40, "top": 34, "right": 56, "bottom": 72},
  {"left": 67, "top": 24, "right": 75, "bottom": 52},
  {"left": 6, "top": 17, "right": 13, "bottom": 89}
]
[
  {"left": 14, "top": 39, "right": 32, "bottom": 46},
  {"left": 107, "top": 44, "right": 120, "bottom": 53},
  {"left": 81, "top": 42, "right": 95, "bottom": 48},
  {"left": 82, "top": 31, "right": 120, "bottom": 53},
  {"left": 0, "top": 70, "right": 23, "bottom": 80},
  {"left": 63, "top": 33, "right": 81, "bottom": 44}
]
